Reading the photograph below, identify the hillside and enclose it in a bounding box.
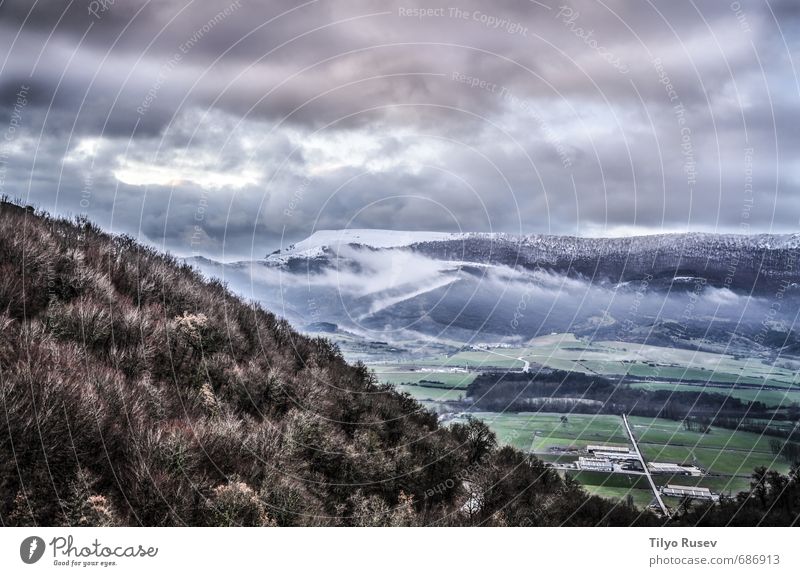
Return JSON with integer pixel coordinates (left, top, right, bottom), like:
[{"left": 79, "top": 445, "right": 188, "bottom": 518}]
[{"left": 0, "top": 201, "right": 652, "bottom": 527}]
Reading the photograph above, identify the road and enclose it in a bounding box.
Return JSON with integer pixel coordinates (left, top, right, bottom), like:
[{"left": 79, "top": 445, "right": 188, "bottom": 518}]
[
  {"left": 622, "top": 414, "right": 670, "bottom": 516},
  {"left": 475, "top": 347, "right": 531, "bottom": 373},
  {"left": 544, "top": 462, "right": 647, "bottom": 476}
]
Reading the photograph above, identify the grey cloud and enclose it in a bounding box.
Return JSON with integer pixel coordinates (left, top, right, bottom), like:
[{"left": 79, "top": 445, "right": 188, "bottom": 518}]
[{"left": 0, "top": 0, "right": 798, "bottom": 257}]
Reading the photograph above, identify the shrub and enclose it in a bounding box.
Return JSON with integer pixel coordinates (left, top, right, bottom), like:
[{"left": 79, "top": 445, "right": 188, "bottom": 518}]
[{"left": 205, "top": 478, "right": 274, "bottom": 526}]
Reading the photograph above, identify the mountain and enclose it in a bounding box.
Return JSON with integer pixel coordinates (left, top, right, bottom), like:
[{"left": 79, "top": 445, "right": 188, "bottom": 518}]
[
  {"left": 189, "top": 229, "right": 800, "bottom": 350},
  {"left": 266, "top": 229, "right": 800, "bottom": 292},
  {"left": 0, "top": 200, "right": 650, "bottom": 527}
]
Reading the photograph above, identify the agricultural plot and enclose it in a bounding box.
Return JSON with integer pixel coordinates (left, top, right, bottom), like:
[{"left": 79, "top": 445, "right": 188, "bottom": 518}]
[
  {"left": 415, "top": 351, "right": 525, "bottom": 370},
  {"left": 376, "top": 334, "right": 800, "bottom": 406},
  {"left": 571, "top": 470, "right": 753, "bottom": 510},
  {"left": 627, "top": 381, "right": 800, "bottom": 408},
  {"left": 575, "top": 470, "right": 753, "bottom": 500},
  {"left": 392, "top": 384, "right": 466, "bottom": 402},
  {"left": 581, "top": 485, "right": 656, "bottom": 510},
  {"left": 449, "top": 412, "right": 629, "bottom": 453},
  {"left": 627, "top": 416, "right": 777, "bottom": 452},
  {"left": 628, "top": 416, "right": 791, "bottom": 476},
  {"left": 370, "top": 369, "right": 475, "bottom": 388},
  {"left": 447, "top": 411, "right": 787, "bottom": 508},
  {"left": 439, "top": 334, "right": 799, "bottom": 384},
  {"left": 374, "top": 333, "right": 799, "bottom": 509},
  {"left": 649, "top": 474, "right": 752, "bottom": 497},
  {"left": 639, "top": 445, "right": 788, "bottom": 477},
  {"left": 371, "top": 367, "right": 475, "bottom": 403},
  {"left": 408, "top": 334, "right": 800, "bottom": 392}
]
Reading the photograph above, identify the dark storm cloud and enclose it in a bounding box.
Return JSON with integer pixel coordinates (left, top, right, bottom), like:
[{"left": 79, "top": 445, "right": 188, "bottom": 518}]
[{"left": 0, "top": 0, "right": 798, "bottom": 257}]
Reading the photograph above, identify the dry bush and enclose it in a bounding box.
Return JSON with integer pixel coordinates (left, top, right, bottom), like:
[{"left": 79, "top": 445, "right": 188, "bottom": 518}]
[{"left": 205, "top": 477, "right": 274, "bottom": 526}]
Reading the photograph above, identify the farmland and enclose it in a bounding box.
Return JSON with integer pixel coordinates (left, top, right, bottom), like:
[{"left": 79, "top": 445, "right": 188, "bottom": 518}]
[
  {"left": 370, "top": 367, "right": 476, "bottom": 388},
  {"left": 371, "top": 333, "right": 800, "bottom": 408},
  {"left": 454, "top": 337, "right": 798, "bottom": 390},
  {"left": 627, "top": 381, "right": 800, "bottom": 408},
  {"left": 370, "top": 367, "right": 474, "bottom": 403},
  {"left": 367, "top": 333, "right": 800, "bottom": 509},
  {"left": 441, "top": 411, "right": 786, "bottom": 509}
]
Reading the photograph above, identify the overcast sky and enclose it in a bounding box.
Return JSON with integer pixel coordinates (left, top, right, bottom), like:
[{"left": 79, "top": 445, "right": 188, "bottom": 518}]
[{"left": 0, "top": 0, "right": 798, "bottom": 259}]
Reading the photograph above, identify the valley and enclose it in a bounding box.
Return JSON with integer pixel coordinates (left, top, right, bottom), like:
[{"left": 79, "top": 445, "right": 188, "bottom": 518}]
[
  {"left": 191, "top": 228, "right": 800, "bottom": 515},
  {"left": 353, "top": 333, "right": 800, "bottom": 512}
]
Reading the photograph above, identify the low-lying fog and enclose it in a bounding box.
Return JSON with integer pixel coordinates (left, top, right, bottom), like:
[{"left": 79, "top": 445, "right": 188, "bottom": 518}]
[{"left": 191, "top": 246, "right": 799, "bottom": 345}]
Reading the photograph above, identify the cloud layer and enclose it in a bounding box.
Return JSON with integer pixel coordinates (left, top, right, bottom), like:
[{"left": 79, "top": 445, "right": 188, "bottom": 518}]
[{"left": 1, "top": 0, "right": 798, "bottom": 258}]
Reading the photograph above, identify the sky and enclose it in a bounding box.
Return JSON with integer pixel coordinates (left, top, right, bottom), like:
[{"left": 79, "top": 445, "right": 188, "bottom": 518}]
[{"left": 0, "top": 0, "right": 798, "bottom": 259}]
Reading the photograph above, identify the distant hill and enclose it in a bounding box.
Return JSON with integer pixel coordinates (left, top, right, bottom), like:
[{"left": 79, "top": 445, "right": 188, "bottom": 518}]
[
  {"left": 189, "top": 228, "right": 800, "bottom": 348},
  {"left": 0, "top": 200, "right": 649, "bottom": 527},
  {"left": 266, "top": 229, "right": 800, "bottom": 294}
]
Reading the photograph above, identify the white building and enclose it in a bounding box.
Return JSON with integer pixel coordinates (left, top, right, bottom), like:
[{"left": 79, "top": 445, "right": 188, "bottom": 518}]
[
  {"left": 592, "top": 450, "right": 638, "bottom": 461},
  {"left": 578, "top": 457, "right": 614, "bottom": 472},
  {"left": 587, "top": 444, "right": 630, "bottom": 454},
  {"left": 661, "top": 484, "right": 719, "bottom": 501},
  {"left": 648, "top": 462, "right": 692, "bottom": 475},
  {"left": 648, "top": 462, "right": 704, "bottom": 476}
]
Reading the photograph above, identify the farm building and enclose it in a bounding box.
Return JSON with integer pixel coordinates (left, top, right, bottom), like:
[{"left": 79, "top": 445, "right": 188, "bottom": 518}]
[
  {"left": 577, "top": 457, "right": 614, "bottom": 472},
  {"left": 592, "top": 450, "right": 638, "bottom": 462},
  {"left": 661, "top": 485, "right": 719, "bottom": 501},
  {"left": 587, "top": 444, "right": 630, "bottom": 454},
  {"left": 648, "top": 462, "right": 703, "bottom": 476}
]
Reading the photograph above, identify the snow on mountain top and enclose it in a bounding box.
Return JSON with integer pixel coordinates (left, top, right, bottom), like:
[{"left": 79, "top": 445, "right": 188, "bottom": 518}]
[{"left": 271, "top": 229, "right": 465, "bottom": 259}]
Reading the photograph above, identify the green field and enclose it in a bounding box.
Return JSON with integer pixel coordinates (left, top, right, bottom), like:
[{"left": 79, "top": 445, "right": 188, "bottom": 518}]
[
  {"left": 574, "top": 471, "right": 753, "bottom": 508},
  {"left": 449, "top": 412, "right": 630, "bottom": 452},
  {"left": 573, "top": 469, "right": 753, "bottom": 496},
  {"left": 570, "top": 470, "right": 649, "bottom": 489},
  {"left": 377, "top": 333, "right": 799, "bottom": 509},
  {"left": 415, "top": 351, "right": 524, "bottom": 370},
  {"left": 373, "top": 336, "right": 800, "bottom": 405},
  {"left": 370, "top": 368, "right": 475, "bottom": 388},
  {"left": 628, "top": 416, "right": 777, "bottom": 452},
  {"left": 628, "top": 381, "right": 800, "bottom": 408},
  {"left": 581, "top": 485, "right": 656, "bottom": 510},
  {"left": 542, "top": 348, "right": 797, "bottom": 388},
  {"left": 371, "top": 367, "right": 475, "bottom": 402},
  {"left": 445, "top": 411, "right": 786, "bottom": 508},
  {"left": 639, "top": 444, "right": 787, "bottom": 476},
  {"left": 650, "top": 473, "right": 752, "bottom": 496},
  {"left": 627, "top": 415, "right": 790, "bottom": 475},
  {"left": 393, "top": 384, "right": 466, "bottom": 402},
  {"left": 418, "top": 334, "right": 800, "bottom": 391}
]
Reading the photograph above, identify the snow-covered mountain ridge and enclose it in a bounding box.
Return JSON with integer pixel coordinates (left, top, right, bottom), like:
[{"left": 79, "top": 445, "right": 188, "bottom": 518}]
[
  {"left": 267, "top": 229, "right": 800, "bottom": 261},
  {"left": 187, "top": 229, "right": 800, "bottom": 345},
  {"left": 258, "top": 229, "right": 800, "bottom": 297}
]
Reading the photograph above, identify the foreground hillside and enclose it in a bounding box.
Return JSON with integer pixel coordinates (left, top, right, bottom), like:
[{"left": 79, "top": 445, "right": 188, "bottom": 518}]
[{"left": 0, "top": 201, "right": 648, "bottom": 527}]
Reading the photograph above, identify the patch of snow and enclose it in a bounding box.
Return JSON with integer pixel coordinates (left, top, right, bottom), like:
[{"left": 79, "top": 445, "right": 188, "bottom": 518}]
[
  {"left": 264, "top": 228, "right": 800, "bottom": 266},
  {"left": 299, "top": 229, "right": 461, "bottom": 249},
  {"left": 267, "top": 229, "right": 465, "bottom": 263}
]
